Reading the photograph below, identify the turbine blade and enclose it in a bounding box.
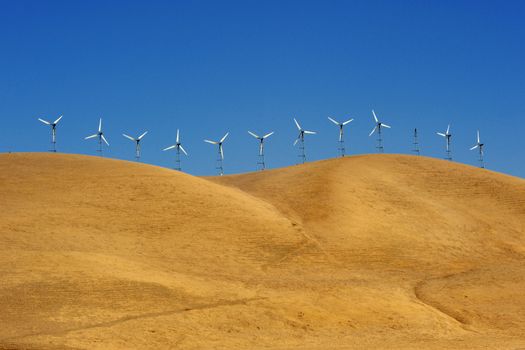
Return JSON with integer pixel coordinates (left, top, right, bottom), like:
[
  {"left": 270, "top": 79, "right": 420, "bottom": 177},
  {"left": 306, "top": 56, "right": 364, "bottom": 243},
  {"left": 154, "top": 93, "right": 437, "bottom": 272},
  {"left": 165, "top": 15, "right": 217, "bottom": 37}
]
[
  {"left": 327, "top": 117, "right": 339, "bottom": 125},
  {"left": 38, "top": 118, "right": 51, "bottom": 125},
  {"left": 293, "top": 138, "right": 299, "bottom": 146},
  {"left": 204, "top": 139, "right": 218, "bottom": 145},
  {"left": 470, "top": 145, "right": 478, "bottom": 150},
  {"left": 382, "top": 124, "right": 391, "bottom": 129},
  {"left": 248, "top": 131, "right": 259, "bottom": 139},
  {"left": 369, "top": 126, "right": 377, "bottom": 137},
  {"left": 123, "top": 134, "right": 135, "bottom": 141},
  {"left": 259, "top": 143, "right": 263, "bottom": 156},
  {"left": 53, "top": 115, "right": 63, "bottom": 124},
  {"left": 446, "top": 124, "right": 450, "bottom": 134},
  {"left": 220, "top": 144, "right": 224, "bottom": 159},
  {"left": 101, "top": 134, "right": 109, "bottom": 146},
  {"left": 343, "top": 118, "right": 354, "bottom": 125},
  {"left": 437, "top": 132, "right": 446, "bottom": 137},
  {"left": 163, "top": 145, "right": 176, "bottom": 151},
  {"left": 304, "top": 130, "right": 316, "bottom": 135},
  {"left": 99, "top": 118, "right": 102, "bottom": 132},
  {"left": 263, "top": 131, "right": 274, "bottom": 139},
  {"left": 176, "top": 129, "right": 180, "bottom": 143},
  {"left": 85, "top": 134, "right": 98, "bottom": 140},
  {"left": 294, "top": 118, "right": 301, "bottom": 130},
  {"left": 477, "top": 130, "right": 480, "bottom": 143},
  {"left": 220, "top": 132, "right": 229, "bottom": 143},
  {"left": 138, "top": 131, "right": 148, "bottom": 140},
  {"left": 372, "top": 110, "right": 378, "bottom": 123},
  {"left": 179, "top": 145, "right": 188, "bottom": 156}
]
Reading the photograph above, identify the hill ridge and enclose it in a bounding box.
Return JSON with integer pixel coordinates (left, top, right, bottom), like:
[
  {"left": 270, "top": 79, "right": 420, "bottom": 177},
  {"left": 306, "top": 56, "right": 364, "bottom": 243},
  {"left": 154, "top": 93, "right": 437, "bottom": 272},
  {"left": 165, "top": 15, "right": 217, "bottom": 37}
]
[{"left": 1, "top": 152, "right": 524, "bottom": 349}]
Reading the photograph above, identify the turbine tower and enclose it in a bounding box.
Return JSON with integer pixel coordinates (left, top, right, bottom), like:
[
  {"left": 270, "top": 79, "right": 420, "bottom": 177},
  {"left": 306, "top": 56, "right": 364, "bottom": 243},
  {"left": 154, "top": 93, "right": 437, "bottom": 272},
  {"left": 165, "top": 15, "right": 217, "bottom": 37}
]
[
  {"left": 85, "top": 118, "right": 109, "bottom": 155},
  {"left": 163, "top": 129, "right": 188, "bottom": 171},
  {"left": 368, "top": 110, "right": 391, "bottom": 152},
  {"left": 469, "top": 130, "right": 485, "bottom": 168},
  {"left": 437, "top": 124, "right": 452, "bottom": 160},
  {"left": 38, "top": 115, "right": 63, "bottom": 152},
  {"left": 293, "top": 118, "right": 316, "bottom": 164},
  {"left": 327, "top": 116, "right": 354, "bottom": 157},
  {"left": 248, "top": 130, "right": 274, "bottom": 171},
  {"left": 204, "top": 132, "right": 229, "bottom": 175},
  {"left": 123, "top": 131, "right": 148, "bottom": 161},
  {"left": 412, "top": 128, "right": 420, "bottom": 155}
]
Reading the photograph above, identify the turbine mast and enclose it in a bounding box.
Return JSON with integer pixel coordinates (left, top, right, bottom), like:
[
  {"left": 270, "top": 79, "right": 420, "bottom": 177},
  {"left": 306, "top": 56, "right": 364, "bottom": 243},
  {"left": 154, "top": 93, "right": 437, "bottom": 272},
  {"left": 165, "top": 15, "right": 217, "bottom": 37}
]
[
  {"left": 376, "top": 125, "right": 384, "bottom": 153},
  {"left": 338, "top": 124, "right": 345, "bottom": 157},
  {"left": 298, "top": 132, "right": 306, "bottom": 164},
  {"left": 51, "top": 126, "right": 57, "bottom": 152},
  {"left": 258, "top": 139, "right": 266, "bottom": 171},
  {"left": 445, "top": 135, "right": 452, "bottom": 161},
  {"left": 175, "top": 145, "right": 182, "bottom": 171},
  {"left": 370, "top": 111, "right": 390, "bottom": 153},
  {"left": 98, "top": 135, "right": 103, "bottom": 156},
  {"left": 135, "top": 141, "right": 140, "bottom": 161},
  {"left": 479, "top": 145, "right": 485, "bottom": 168},
  {"left": 216, "top": 145, "right": 224, "bottom": 176},
  {"left": 38, "top": 115, "right": 62, "bottom": 152},
  {"left": 163, "top": 129, "right": 187, "bottom": 171},
  {"left": 412, "top": 128, "right": 420, "bottom": 155}
]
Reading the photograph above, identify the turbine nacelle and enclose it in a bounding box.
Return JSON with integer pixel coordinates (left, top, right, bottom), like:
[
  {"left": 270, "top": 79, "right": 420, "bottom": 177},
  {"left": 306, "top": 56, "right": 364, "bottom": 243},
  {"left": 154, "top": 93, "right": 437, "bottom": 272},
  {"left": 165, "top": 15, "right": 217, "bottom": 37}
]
[
  {"left": 38, "top": 115, "right": 63, "bottom": 150},
  {"left": 163, "top": 129, "right": 188, "bottom": 156},
  {"left": 437, "top": 124, "right": 452, "bottom": 138},
  {"left": 248, "top": 130, "right": 274, "bottom": 163},
  {"left": 38, "top": 115, "right": 63, "bottom": 128},
  {"left": 85, "top": 118, "right": 109, "bottom": 148},
  {"left": 293, "top": 118, "right": 316, "bottom": 146},
  {"left": 470, "top": 130, "right": 484, "bottom": 152},
  {"left": 369, "top": 110, "right": 391, "bottom": 137},
  {"left": 204, "top": 132, "right": 229, "bottom": 160},
  {"left": 123, "top": 131, "right": 148, "bottom": 144}
]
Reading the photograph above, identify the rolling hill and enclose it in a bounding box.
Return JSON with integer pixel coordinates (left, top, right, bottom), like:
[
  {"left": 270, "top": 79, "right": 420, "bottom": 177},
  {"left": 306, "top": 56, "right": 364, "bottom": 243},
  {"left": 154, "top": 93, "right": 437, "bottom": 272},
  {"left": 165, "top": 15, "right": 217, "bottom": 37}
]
[{"left": 0, "top": 153, "right": 524, "bottom": 349}]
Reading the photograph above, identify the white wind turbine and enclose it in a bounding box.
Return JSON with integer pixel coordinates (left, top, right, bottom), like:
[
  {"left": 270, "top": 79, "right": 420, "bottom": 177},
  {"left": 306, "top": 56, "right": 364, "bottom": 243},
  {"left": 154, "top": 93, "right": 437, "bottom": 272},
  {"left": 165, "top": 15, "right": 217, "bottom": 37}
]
[
  {"left": 204, "top": 132, "right": 229, "bottom": 175},
  {"left": 469, "top": 130, "right": 485, "bottom": 168},
  {"left": 163, "top": 129, "right": 188, "bottom": 171},
  {"left": 248, "top": 130, "right": 274, "bottom": 170},
  {"left": 123, "top": 130, "right": 148, "bottom": 161},
  {"left": 85, "top": 118, "right": 109, "bottom": 155},
  {"left": 38, "top": 115, "right": 63, "bottom": 152},
  {"left": 368, "top": 110, "right": 391, "bottom": 153},
  {"left": 437, "top": 124, "right": 452, "bottom": 160},
  {"left": 328, "top": 116, "right": 353, "bottom": 157},
  {"left": 293, "top": 118, "right": 316, "bottom": 164}
]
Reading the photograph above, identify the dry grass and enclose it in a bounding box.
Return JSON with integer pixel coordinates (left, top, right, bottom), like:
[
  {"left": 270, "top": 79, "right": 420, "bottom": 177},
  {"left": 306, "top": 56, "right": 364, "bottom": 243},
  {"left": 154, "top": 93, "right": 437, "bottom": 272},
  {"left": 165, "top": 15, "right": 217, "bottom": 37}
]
[{"left": 0, "top": 153, "right": 524, "bottom": 349}]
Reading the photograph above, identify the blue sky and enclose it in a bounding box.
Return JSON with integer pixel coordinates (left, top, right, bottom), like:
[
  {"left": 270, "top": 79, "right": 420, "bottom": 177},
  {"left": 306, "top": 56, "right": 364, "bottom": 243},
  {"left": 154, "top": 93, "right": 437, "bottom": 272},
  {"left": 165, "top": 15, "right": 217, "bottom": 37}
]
[{"left": 1, "top": 0, "right": 524, "bottom": 177}]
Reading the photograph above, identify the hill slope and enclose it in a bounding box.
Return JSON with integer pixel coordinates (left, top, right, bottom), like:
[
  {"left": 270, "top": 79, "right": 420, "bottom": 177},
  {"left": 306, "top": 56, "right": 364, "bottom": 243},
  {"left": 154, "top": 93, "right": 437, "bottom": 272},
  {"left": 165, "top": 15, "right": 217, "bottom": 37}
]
[{"left": 1, "top": 153, "right": 524, "bottom": 349}]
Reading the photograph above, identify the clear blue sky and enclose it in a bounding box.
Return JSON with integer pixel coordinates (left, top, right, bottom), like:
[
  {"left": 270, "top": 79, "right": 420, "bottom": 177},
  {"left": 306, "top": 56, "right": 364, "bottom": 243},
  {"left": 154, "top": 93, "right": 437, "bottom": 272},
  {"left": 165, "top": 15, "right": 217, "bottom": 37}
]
[{"left": 1, "top": 0, "right": 524, "bottom": 177}]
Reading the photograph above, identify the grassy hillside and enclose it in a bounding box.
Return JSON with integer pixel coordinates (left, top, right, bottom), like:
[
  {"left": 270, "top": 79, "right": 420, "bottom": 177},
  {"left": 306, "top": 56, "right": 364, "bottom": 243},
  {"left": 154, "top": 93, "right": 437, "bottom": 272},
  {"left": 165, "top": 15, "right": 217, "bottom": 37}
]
[{"left": 1, "top": 153, "right": 524, "bottom": 349}]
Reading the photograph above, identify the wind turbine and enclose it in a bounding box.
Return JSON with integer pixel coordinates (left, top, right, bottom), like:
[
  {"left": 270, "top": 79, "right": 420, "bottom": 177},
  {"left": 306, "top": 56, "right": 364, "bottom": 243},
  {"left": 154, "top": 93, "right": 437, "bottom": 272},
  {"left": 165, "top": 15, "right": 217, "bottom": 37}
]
[
  {"left": 204, "top": 132, "right": 229, "bottom": 175},
  {"left": 123, "top": 131, "right": 148, "bottom": 161},
  {"left": 469, "top": 130, "right": 485, "bottom": 168},
  {"left": 38, "top": 115, "right": 63, "bottom": 152},
  {"left": 293, "top": 118, "right": 316, "bottom": 164},
  {"left": 85, "top": 118, "right": 109, "bottom": 155},
  {"left": 369, "top": 110, "right": 391, "bottom": 152},
  {"left": 412, "top": 128, "right": 420, "bottom": 155},
  {"left": 328, "top": 116, "right": 353, "bottom": 157},
  {"left": 248, "top": 130, "right": 274, "bottom": 170},
  {"left": 437, "top": 124, "right": 452, "bottom": 160},
  {"left": 163, "top": 129, "right": 188, "bottom": 171}
]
